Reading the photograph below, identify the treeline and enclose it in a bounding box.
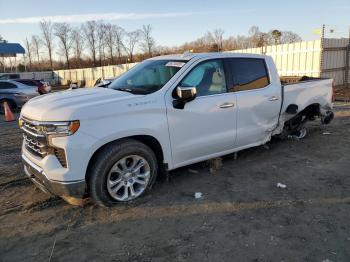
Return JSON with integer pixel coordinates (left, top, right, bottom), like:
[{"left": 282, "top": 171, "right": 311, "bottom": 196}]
[{"left": 4, "top": 22, "right": 302, "bottom": 72}]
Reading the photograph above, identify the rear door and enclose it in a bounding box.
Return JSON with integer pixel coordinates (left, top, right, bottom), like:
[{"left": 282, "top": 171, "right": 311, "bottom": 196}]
[{"left": 228, "top": 58, "right": 281, "bottom": 148}]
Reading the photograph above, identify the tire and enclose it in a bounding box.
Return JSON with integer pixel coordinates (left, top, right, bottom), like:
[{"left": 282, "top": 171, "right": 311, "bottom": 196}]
[{"left": 87, "top": 139, "right": 158, "bottom": 207}]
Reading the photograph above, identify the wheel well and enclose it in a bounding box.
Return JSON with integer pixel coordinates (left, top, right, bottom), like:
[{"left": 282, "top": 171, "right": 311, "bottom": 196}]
[
  {"left": 86, "top": 135, "right": 165, "bottom": 179},
  {"left": 285, "top": 103, "right": 320, "bottom": 117},
  {"left": 299, "top": 103, "right": 320, "bottom": 117}
]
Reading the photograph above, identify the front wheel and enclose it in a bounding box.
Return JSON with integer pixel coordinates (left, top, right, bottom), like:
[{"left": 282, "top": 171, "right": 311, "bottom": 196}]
[{"left": 88, "top": 139, "right": 158, "bottom": 207}]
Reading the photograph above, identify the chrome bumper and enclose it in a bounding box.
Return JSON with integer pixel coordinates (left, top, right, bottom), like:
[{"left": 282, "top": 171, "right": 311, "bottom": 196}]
[{"left": 22, "top": 154, "right": 86, "bottom": 198}]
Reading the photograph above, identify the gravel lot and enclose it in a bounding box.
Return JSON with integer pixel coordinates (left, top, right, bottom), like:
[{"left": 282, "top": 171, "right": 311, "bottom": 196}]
[{"left": 1, "top": 104, "right": 350, "bottom": 262}]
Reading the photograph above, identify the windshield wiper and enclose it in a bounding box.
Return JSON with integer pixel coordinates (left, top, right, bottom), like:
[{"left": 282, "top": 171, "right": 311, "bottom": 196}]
[
  {"left": 113, "top": 87, "right": 151, "bottom": 95},
  {"left": 114, "top": 87, "right": 135, "bottom": 93}
]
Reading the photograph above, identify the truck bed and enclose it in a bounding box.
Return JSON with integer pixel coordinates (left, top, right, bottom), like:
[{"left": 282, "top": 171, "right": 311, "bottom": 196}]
[
  {"left": 281, "top": 78, "right": 333, "bottom": 122},
  {"left": 280, "top": 76, "right": 330, "bottom": 85}
]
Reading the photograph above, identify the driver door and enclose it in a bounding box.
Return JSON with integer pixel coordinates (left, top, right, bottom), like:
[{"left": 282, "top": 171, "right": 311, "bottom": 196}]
[{"left": 166, "top": 59, "right": 237, "bottom": 168}]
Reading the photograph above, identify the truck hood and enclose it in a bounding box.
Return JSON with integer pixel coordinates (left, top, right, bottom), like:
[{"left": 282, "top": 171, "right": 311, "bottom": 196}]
[{"left": 21, "top": 88, "right": 138, "bottom": 121}]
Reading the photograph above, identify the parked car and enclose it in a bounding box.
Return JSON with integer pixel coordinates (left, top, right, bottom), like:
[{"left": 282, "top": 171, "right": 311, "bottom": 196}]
[
  {"left": 0, "top": 73, "right": 20, "bottom": 80},
  {"left": 14, "top": 79, "right": 51, "bottom": 95},
  {"left": 19, "top": 53, "right": 334, "bottom": 206},
  {"left": 0, "top": 80, "right": 39, "bottom": 114}
]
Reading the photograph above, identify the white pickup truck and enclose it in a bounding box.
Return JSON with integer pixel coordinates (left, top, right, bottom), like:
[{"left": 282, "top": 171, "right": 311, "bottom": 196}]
[{"left": 19, "top": 53, "right": 334, "bottom": 206}]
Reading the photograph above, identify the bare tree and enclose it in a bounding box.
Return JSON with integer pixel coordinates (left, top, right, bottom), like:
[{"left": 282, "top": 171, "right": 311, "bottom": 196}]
[
  {"left": 104, "top": 23, "right": 124, "bottom": 64},
  {"left": 271, "top": 29, "right": 282, "bottom": 44},
  {"left": 24, "top": 38, "right": 33, "bottom": 70},
  {"left": 83, "top": 21, "right": 98, "bottom": 66},
  {"left": 141, "top": 24, "right": 155, "bottom": 57},
  {"left": 72, "top": 27, "right": 84, "bottom": 67},
  {"left": 31, "top": 35, "right": 41, "bottom": 68},
  {"left": 211, "top": 29, "right": 224, "bottom": 51},
  {"left": 248, "top": 26, "right": 262, "bottom": 47},
  {"left": 39, "top": 20, "right": 55, "bottom": 70},
  {"left": 104, "top": 23, "right": 114, "bottom": 64},
  {"left": 123, "top": 30, "right": 141, "bottom": 62},
  {"left": 54, "top": 23, "right": 73, "bottom": 68},
  {"left": 97, "top": 22, "right": 106, "bottom": 66},
  {"left": 280, "top": 31, "right": 302, "bottom": 44},
  {"left": 114, "top": 26, "right": 124, "bottom": 64}
]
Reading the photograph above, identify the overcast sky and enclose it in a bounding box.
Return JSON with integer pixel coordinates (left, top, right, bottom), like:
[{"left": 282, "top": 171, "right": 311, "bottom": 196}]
[{"left": 0, "top": 0, "right": 349, "bottom": 48}]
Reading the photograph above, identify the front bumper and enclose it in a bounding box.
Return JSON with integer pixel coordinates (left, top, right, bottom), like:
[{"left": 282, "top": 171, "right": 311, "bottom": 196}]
[{"left": 22, "top": 154, "right": 86, "bottom": 198}]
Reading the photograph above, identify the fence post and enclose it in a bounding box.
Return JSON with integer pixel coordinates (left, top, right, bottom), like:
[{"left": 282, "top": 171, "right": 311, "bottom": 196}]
[{"left": 319, "top": 24, "right": 325, "bottom": 79}]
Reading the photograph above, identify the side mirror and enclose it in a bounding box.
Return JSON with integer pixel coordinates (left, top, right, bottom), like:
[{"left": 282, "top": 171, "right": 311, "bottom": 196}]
[{"left": 173, "top": 86, "right": 197, "bottom": 109}]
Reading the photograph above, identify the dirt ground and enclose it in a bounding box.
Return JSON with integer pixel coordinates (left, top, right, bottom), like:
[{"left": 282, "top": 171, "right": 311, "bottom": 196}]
[{"left": 1, "top": 104, "right": 350, "bottom": 262}]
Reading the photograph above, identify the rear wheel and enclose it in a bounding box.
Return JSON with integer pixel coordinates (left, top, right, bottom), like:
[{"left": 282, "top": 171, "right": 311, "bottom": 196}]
[{"left": 88, "top": 139, "right": 158, "bottom": 207}]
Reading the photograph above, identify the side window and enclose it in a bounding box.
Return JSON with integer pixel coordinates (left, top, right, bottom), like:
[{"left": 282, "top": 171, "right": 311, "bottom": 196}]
[
  {"left": 180, "top": 59, "right": 227, "bottom": 97},
  {"left": 0, "top": 82, "right": 17, "bottom": 89},
  {"left": 230, "top": 58, "right": 270, "bottom": 91},
  {"left": 16, "top": 80, "right": 35, "bottom": 86}
]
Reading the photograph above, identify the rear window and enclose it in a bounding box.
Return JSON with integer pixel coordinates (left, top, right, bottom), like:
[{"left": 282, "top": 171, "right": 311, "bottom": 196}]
[
  {"left": 0, "top": 81, "right": 17, "bottom": 89},
  {"left": 15, "top": 80, "right": 37, "bottom": 86},
  {"left": 229, "top": 58, "right": 270, "bottom": 91}
]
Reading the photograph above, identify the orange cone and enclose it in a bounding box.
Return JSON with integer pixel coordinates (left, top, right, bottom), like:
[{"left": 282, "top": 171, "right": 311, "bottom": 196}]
[{"left": 3, "top": 102, "right": 15, "bottom": 122}]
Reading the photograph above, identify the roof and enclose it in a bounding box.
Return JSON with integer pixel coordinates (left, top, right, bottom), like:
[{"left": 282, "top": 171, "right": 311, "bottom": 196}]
[
  {"left": 0, "top": 43, "right": 25, "bottom": 56},
  {"left": 149, "top": 52, "right": 268, "bottom": 61}
]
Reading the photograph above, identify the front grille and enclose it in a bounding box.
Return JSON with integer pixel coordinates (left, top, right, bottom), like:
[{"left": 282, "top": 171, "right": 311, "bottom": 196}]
[
  {"left": 23, "top": 133, "right": 48, "bottom": 157},
  {"left": 21, "top": 117, "right": 68, "bottom": 168},
  {"left": 21, "top": 117, "right": 48, "bottom": 158}
]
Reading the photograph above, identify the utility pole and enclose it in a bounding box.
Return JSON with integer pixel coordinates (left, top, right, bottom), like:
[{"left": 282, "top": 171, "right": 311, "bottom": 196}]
[
  {"left": 347, "top": 26, "right": 350, "bottom": 88},
  {"left": 321, "top": 24, "right": 325, "bottom": 39},
  {"left": 320, "top": 24, "right": 326, "bottom": 80}
]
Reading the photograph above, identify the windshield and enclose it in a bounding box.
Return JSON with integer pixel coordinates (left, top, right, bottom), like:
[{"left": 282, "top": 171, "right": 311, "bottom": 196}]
[{"left": 109, "top": 59, "right": 186, "bottom": 94}]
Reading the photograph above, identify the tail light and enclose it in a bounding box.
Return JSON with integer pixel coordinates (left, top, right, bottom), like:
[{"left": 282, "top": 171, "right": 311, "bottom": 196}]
[{"left": 331, "top": 80, "right": 335, "bottom": 102}]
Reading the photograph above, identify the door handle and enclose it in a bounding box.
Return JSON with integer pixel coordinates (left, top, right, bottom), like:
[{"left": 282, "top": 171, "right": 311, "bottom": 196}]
[
  {"left": 219, "top": 102, "right": 235, "bottom": 108},
  {"left": 269, "top": 96, "right": 279, "bottom": 101}
]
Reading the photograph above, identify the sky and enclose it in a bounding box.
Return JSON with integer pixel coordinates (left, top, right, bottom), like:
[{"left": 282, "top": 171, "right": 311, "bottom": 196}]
[{"left": 0, "top": 0, "right": 349, "bottom": 49}]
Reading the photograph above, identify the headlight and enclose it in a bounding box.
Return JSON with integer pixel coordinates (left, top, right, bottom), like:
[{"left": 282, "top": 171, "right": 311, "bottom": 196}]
[
  {"left": 43, "top": 120, "right": 80, "bottom": 136},
  {"left": 19, "top": 118, "right": 80, "bottom": 136}
]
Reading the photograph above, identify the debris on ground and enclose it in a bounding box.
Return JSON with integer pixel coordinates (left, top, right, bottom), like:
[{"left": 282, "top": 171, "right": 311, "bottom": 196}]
[
  {"left": 323, "top": 132, "right": 331, "bottom": 135},
  {"left": 288, "top": 135, "right": 300, "bottom": 140},
  {"left": 288, "top": 127, "right": 308, "bottom": 140},
  {"left": 276, "top": 183, "right": 287, "bottom": 189},
  {"left": 262, "top": 144, "right": 270, "bottom": 150},
  {"left": 194, "top": 192, "right": 203, "bottom": 199},
  {"left": 188, "top": 169, "right": 199, "bottom": 174},
  {"left": 208, "top": 157, "right": 223, "bottom": 174}
]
